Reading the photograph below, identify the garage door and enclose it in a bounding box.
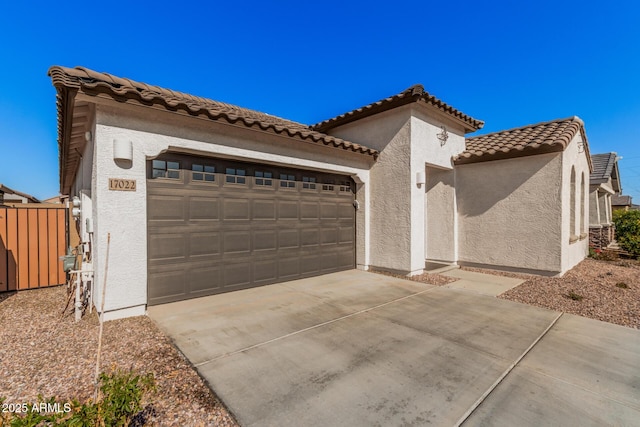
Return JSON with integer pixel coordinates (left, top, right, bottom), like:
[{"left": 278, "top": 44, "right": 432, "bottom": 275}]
[{"left": 147, "top": 154, "right": 356, "bottom": 305}]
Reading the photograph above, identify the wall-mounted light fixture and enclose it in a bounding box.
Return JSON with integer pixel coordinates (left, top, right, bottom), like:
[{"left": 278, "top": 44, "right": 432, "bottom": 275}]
[
  {"left": 113, "top": 139, "right": 133, "bottom": 162},
  {"left": 437, "top": 126, "right": 449, "bottom": 146},
  {"left": 577, "top": 142, "right": 585, "bottom": 153},
  {"left": 416, "top": 171, "right": 426, "bottom": 188}
]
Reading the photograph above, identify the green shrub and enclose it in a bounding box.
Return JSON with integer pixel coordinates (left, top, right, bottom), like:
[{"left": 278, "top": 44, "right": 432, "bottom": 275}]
[
  {"left": 1, "top": 369, "right": 155, "bottom": 426},
  {"left": 613, "top": 210, "right": 640, "bottom": 257}
]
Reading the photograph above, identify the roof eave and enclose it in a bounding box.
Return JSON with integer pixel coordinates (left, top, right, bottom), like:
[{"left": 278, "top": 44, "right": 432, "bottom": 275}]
[{"left": 454, "top": 144, "right": 565, "bottom": 165}]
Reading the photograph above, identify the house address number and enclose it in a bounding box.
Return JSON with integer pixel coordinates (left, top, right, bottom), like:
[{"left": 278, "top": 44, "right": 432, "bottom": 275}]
[{"left": 108, "top": 178, "right": 137, "bottom": 191}]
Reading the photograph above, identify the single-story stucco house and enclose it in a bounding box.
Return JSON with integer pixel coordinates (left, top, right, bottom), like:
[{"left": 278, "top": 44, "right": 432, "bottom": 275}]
[
  {"left": 589, "top": 152, "right": 621, "bottom": 248},
  {"left": 0, "top": 184, "right": 41, "bottom": 206},
  {"left": 612, "top": 194, "right": 635, "bottom": 211},
  {"left": 49, "top": 66, "right": 592, "bottom": 320}
]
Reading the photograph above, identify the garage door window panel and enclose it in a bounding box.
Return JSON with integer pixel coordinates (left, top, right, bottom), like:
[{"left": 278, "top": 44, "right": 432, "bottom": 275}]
[
  {"left": 192, "top": 164, "right": 216, "bottom": 182},
  {"left": 280, "top": 174, "right": 296, "bottom": 189},
  {"left": 226, "top": 168, "right": 246, "bottom": 184},
  {"left": 255, "top": 171, "right": 273, "bottom": 187},
  {"left": 152, "top": 160, "right": 181, "bottom": 179}
]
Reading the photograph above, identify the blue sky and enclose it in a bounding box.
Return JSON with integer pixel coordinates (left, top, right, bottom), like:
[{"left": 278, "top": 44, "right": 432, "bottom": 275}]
[{"left": 1, "top": 1, "right": 639, "bottom": 202}]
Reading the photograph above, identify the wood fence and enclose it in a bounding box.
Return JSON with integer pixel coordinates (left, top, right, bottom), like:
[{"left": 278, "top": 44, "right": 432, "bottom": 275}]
[{"left": 0, "top": 206, "right": 68, "bottom": 292}]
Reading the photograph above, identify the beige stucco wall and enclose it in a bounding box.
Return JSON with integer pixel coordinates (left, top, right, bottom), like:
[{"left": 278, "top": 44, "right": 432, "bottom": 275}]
[
  {"left": 560, "top": 132, "right": 591, "bottom": 273},
  {"left": 457, "top": 153, "right": 564, "bottom": 274},
  {"left": 327, "top": 104, "right": 467, "bottom": 274},
  {"left": 425, "top": 167, "right": 457, "bottom": 263},
  {"left": 326, "top": 107, "right": 413, "bottom": 273},
  {"left": 81, "top": 101, "right": 372, "bottom": 320}
]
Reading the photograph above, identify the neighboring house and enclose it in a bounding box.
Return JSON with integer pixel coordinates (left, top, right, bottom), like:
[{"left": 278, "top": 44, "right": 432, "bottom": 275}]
[
  {"left": 0, "top": 184, "right": 40, "bottom": 206},
  {"left": 49, "top": 66, "right": 591, "bottom": 320},
  {"left": 589, "top": 153, "right": 621, "bottom": 248},
  {"left": 612, "top": 194, "right": 633, "bottom": 211}
]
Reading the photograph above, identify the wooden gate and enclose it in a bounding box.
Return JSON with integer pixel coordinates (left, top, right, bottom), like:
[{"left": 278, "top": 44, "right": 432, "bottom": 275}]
[{"left": 0, "top": 206, "right": 68, "bottom": 292}]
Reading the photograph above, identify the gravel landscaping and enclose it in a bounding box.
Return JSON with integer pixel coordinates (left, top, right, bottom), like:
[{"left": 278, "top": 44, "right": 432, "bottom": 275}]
[
  {"left": 0, "top": 286, "right": 238, "bottom": 426},
  {"left": 466, "top": 258, "right": 640, "bottom": 329}
]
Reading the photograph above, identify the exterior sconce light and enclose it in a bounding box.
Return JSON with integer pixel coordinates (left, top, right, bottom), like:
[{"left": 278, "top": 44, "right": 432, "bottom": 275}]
[
  {"left": 416, "top": 171, "right": 426, "bottom": 188},
  {"left": 437, "top": 126, "right": 449, "bottom": 146},
  {"left": 577, "top": 142, "right": 585, "bottom": 153},
  {"left": 113, "top": 139, "right": 133, "bottom": 161}
]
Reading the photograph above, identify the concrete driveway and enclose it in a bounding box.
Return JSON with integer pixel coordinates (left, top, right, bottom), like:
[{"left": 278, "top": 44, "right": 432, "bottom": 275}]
[{"left": 148, "top": 270, "right": 640, "bottom": 426}]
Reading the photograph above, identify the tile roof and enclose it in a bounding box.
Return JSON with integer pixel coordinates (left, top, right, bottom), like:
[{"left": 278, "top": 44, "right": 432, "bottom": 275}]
[
  {"left": 455, "top": 116, "right": 591, "bottom": 166},
  {"left": 590, "top": 153, "right": 617, "bottom": 179},
  {"left": 590, "top": 152, "right": 619, "bottom": 186},
  {"left": 612, "top": 194, "right": 632, "bottom": 206},
  {"left": 0, "top": 184, "right": 40, "bottom": 203},
  {"left": 48, "top": 66, "right": 379, "bottom": 158},
  {"left": 311, "top": 84, "right": 484, "bottom": 133}
]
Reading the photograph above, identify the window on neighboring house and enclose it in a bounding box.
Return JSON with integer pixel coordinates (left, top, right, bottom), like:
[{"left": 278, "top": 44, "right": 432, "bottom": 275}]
[
  {"left": 255, "top": 171, "right": 273, "bottom": 186},
  {"left": 302, "top": 176, "right": 316, "bottom": 189},
  {"left": 152, "top": 160, "right": 180, "bottom": 179},
  {"left": 280, "top": 174, "right": 296, "bottom": 188},
  {"left": 226, "top": 168, "right": 246, "bottom": 184},
  {"left": 192, "top": 164, "right": 215, "bottom": 182}
]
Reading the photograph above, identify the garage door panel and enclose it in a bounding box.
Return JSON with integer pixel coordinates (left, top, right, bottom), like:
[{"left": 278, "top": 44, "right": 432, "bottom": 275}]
[
  {"left": 339, "top": 227, "right": 354, "bottom": 244},
  {"left": 253, "top": 260, "right": 278, "bottom": 283},
  {"left": 189, "top": 197, "right": 219, "bottom": 220},
  {"left": 190, "top": 232, "right": 220, "bottom": 257},
  {"left": 278, "top": 229, "right": 299, "bottom": 249},
  {"left": 300, "top": 256, "right": 320, "bottom": 275},
  {"left": 223, "top": 263, "right": 252, "bottom": 289},
  {"left": 336, "top": 250, "right": 355, "bottom": 269},
  {"left": 253, "top": 200, "right": 276, "bottom": 220},
  {"left": 224, "top": 231, "right": 251, "bottom": 254},
  {"left": 148, "top": 269, "right": 187, "bottom": 304},
  {"left": 278, "top": 201, "right": 298, "bottom": 219},
  {"left": 148, "top": 195, "right": 186, "bottom": 221},
  {"left": 320, "top": 203, "right": 338, "bottom": 219},
  {"left": 148, "top": 157, "right": 355, "bottom": 305},
  {"left": 320, "top": 252, "right": 339, "bottom": 272},
  {"left": 300, "top": 203, "right": 319, "bottom": 219},
  {"left": 279, "top": 257, "right": 299, "bottom": 279},
  {"left": 189, "top": 266, "right": 222, "bottom": 294},
  {"left": 254, "top": 230, "right": 277, "bottom": 251},
  {"left": 223, "top": 199, "right": 250, "bottom": 220},
  {"left": 148, "top": 234, "right": 186, "bottom": 260},
  {"left": 321, "top": 228, "right": 338, "bottom": 245},
  {"left": 301, "top": 229, "right": 320, "bottom": 247},
  {"left": 338, "top": 203, "right": 354, "bottom": 220}
]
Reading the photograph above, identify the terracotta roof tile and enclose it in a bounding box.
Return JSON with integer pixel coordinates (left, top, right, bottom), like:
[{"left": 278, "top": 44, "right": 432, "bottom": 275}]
[
  {"left": 455, "top": 117, "right": 591, "bottom": 165},
  {"left": 48, "top": 66, "right": 379, "bottom": 158},
  {"left": 311, "top": 84, "right": 484, "bottom": 133}
]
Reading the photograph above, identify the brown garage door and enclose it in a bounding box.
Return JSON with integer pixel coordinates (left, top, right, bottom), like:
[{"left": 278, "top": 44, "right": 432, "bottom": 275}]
[{"left": 147, "top": 154, "right": 356, "bottom": 305}]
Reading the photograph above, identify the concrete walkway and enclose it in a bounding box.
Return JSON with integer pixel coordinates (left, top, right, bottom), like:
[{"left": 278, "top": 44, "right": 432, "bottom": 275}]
[
  {"left": 441, "top": 269, "right": 524, "bottom": 296},
  {"left": 149, "top": 270, "right": 640, "bottom": 426}
]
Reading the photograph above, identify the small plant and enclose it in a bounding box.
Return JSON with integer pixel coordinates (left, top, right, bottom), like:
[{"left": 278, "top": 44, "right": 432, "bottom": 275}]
[
  {"left": 1, "top": 369, "right": 156, "bottom": 426},
  {"left": 564, "top": 291, "right": 584, "bottom": 301},
  {"left": 616, "top": 282, "right": 629, "bottom": 289}
]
